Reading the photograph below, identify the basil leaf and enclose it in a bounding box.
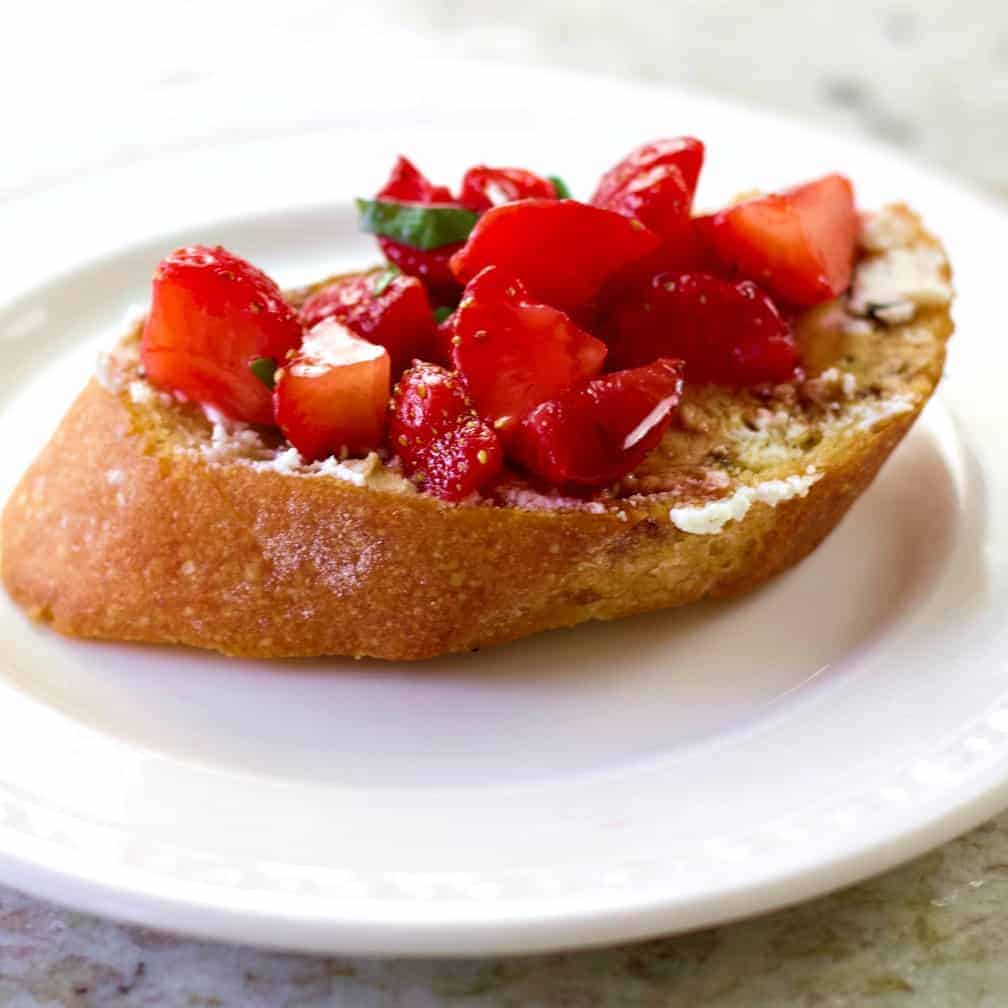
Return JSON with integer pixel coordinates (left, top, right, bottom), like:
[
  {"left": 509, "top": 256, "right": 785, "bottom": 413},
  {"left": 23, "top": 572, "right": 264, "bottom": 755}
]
[
  {"left": 548, "top": 175, "right": 572, "bottom": 199},
  {"left": 249, "top": 356, "right": 277, "bottom": 389},
  {"left": 433, "top": 306, "right": 454, "bottom": 323},
  {"left": 372, "top": 263, "right": 401, "bottom": 296},
  {"left": 355, "top": 198, "right": 479, "bottom": 250}
]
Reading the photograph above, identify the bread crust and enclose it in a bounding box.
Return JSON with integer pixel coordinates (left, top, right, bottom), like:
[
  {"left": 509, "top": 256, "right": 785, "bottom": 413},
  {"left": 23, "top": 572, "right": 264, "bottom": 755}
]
[{"left": 0, "top": 206, "right": 954, "bottom": 660}]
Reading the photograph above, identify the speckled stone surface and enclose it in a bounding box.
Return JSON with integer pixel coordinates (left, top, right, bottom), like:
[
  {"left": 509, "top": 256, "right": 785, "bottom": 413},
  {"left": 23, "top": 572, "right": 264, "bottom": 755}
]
[{"left": 4, "top": 0, "right": 1008, "bottom": 1003}]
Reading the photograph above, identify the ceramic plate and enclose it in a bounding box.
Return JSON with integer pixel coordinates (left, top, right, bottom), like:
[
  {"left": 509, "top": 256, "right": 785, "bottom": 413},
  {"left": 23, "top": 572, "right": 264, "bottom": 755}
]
[{"left": 1, "top": 60, "right": 1006, "bottom": 956}]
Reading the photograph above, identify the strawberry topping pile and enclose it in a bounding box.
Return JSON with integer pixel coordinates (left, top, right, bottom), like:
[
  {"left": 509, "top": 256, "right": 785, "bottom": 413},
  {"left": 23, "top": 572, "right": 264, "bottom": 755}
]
[{"left": 140, "top": 138, "right": 859, "bottom": 502}]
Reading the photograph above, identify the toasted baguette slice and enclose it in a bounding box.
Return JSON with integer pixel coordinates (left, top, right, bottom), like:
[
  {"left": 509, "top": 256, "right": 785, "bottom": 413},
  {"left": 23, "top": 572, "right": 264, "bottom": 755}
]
[{"left": 1, "top": 205, "right": 953, "bottom": 660}]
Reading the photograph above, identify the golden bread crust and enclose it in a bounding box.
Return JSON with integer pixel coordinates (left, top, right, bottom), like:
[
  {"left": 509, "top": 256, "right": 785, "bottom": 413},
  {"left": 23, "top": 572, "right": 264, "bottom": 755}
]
[{"left": 0, "top": 206, "right": 954, "bottom": 660}]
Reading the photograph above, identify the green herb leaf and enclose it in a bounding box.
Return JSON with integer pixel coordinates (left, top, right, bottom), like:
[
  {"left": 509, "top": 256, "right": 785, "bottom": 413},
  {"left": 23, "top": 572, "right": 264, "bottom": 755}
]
[
  {"left": 355, "top": 198, "right": 479, "bottom": 250},
  {"left": 548, "top": 175, "right": 572, "bottom": 199},
  {"left": 249, "top": 356, "right": 277, "bottom": 389},
  {"left": 371, "top": 263, "right": 402, "bottom": 296},
  {"left": 433, "top": 306, "right": 454, "bottom": 324}
]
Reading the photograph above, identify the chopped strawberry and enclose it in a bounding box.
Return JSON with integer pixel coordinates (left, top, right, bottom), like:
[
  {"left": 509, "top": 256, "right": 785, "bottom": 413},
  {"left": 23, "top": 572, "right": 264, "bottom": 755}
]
[
  {"left": 273, "top": 318, "right": 390, "bottom": 462},
  {"left": 592, "top": 138, "right": 707, "bottom": 299},
  {"left": 696, "top": 173, "right": 858, "bottom": 307},
  {"left": 140, "top": 245, "right": 302, "bottom": 425},
  {"left": 299, "top": 270, "right": 435, "bottom": 375},
  {"left": 458, "top": 166, "right": 557, "bottom": 212},
  {"left": 389, "top": 362, "right": 503, "bottom": 501},
  {"left": 452, "top": 267, "right": 607, "bottom": 441},
  {"left": 511, "top": 359, "right": 685, "bottom": 488},
  {"left": 430, "top": 309, "right": 457, "bottom": 367},
  {"left": 595, "top": 162, "right": 693, "bottom": 243},
  {"left": 605, "top": 271, "right": 799, "bottom": 386},
  {"left": 376, "top": 156, "right": 464, "bottom": 302},
  {"left": 591, "top": 137, "right": 705, "bottom": 211},
  {"left": 450, "top": 200, "right": 660, "bottom": 314},
  {"left": 378, "top": 155, "right": 454, "bottom": 203}
]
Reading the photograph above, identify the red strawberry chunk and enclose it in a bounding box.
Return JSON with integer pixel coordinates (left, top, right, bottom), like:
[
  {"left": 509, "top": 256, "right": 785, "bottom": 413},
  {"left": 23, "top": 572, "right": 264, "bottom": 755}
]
[
  {"left": 376, "top": 156, "right": 464, "bottom": 303},
  {"left": 458, "top": 166, "right": 557, "bottom": 212},
  {"left": 595, "top": 161, "right": 693, "bottom": 243},
  {"left": 299, "top": 271, "right": 435, "bottom": 375},
  {"left": 696, "top": 173, "right": 858, "bottom": 307},
  {"left": 430, "top": 309, "right": 457, "bottom": 367},
  {"left": 512, "top": 359, "right": 685, "bottom": 488},
  {"left": 273, "top": 319, "right": 390, "bottom": 462},
  {"left": 140, "top": 245, "right": 302, "bottom": 425},
  {"left": 389, "top": 362, "right": 503, "bottom": 501},
  {"left": 605, "top": 271, "right": 799, "bottom": 386},
  {"left": 452, "top": 266, "right": 607, "bottom": 441},
  {"left": 378, "top": 155, "right": 454, "bottom": 204},
  {"left": 450, "top": 199, "right": 660, "bottom": 314},
  {"left": 592, "top": 137, "right": 705, "bottom": 209},
  {"left": 378, "top": 238, "right": 462, "bottom": 305}
]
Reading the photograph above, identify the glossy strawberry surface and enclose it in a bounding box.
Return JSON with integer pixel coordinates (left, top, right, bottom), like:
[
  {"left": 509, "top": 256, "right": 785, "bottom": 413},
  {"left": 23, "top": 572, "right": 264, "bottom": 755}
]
[
  {"left": 696, "top": 173, "right": 858, "bottom": 307},
  {"left": 140, "top": 245, "right": 302, "bottom": 425},
  {"left": 511, "top": 358, "right": 685, "bottom": 488},
  {"left": 449, "top": 199, "right": 660, "bottom": 315},
  {"left": 452, "top": 267, "right": 607, "bottom": 440},
  {"left": 389, "top": 362, "right": 502, "bottom": 500},
  {"left": 458, "top": 166, "right": 557, "bottom": 212},
  {"left": 591, "top": 137, "right": 705, "bottom": 211},
  {"left": 605, "top": 271, "right": 799, "bottom": 386},
  {"left": 299, "top": 271, "right": 434, "bottom": 375},
  {"left": 274, "top": 319, "right": 390, "bottom": 461}
]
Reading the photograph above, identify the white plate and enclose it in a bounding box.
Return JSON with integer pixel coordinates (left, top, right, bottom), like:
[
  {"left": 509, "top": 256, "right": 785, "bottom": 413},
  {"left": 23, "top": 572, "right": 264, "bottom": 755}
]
[{"left": 1, "top": 61, "right": 1007, "bottom": 956}]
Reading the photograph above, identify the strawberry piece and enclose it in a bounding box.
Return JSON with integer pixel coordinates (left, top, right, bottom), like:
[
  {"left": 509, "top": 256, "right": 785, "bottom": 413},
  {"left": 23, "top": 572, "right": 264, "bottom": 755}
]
[
  {"left": 450, "top": 200, "right": 660, "bottom": 314},
  {"left": 273, "top": 319, "right": 390, "bottom": 461},
  {"left": 512, "top": 359, "right": 685, "bottom": 488},
  {"left": 596, "top": 161, "right": 693, "bottom": 243},
  {"left": 591, "top": 137, "right": 705, "bottom": 210},
  {"left": 140, "top": 245, "right": 302, "bottom": 425},
  {"left": 458, "top": 166, "right": 557, "bottom": 212},
  {"left": 605, "top": 271, "right": 799, "bottom": 386},
  {"left": 452, "top": 267, "right": 607, "bottom": 441},
  {"left": 299, "top": 271, "right": 435, "bottom": 375},
  {"left": 378, "top": 155, "right": 454, "bottom": 203},
  {"left": 389, "top": 362, "right": 503, "bottom": 501},
  {"left": 376, "top": 156, "right": 463, "bottom": 302},
  {"left": 430, "top": 309, "right": 457, "bottom": 367},
  {"left": 592, "top": 138, "right": 707, "bottom": 295},
  {"left": 696, "top": 173, "right": 858, "bottom": 307}
]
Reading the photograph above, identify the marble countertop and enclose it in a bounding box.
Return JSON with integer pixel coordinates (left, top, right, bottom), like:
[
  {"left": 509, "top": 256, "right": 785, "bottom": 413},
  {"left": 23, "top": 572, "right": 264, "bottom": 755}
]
[{"left": 4, "top": 0, "right": 1007, "bottom": 1004}]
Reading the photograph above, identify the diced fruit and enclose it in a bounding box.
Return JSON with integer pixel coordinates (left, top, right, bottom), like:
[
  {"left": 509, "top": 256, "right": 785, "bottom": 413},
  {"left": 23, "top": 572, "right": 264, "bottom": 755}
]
[
  {"left": 511, "top": 359, "right": 685, "bottom": 488},
  {"left": 450, "top": 200, "right": 660, "bottom": 314},
  {"left": 378, "top": 155, "right": 454, "bottom": 204},
  {"left": 431, "top": 309, "right": 457, "bottom": 367},
  {"left": 299, "top": 269, "right": 435, "bottom": 374},
  {"left": 591, "top": 138, "right": 706, "bottom": 286},
  {"left": 140, "top": 245, "right": 302, "bottom": 425},
  {"left": 453, "top": 267, "right": 607, "bottom": 440},
  {"left": 389, "top": 362, "right": 503, "bottom": 501},
  {"left": 595, "top": 161, "right": 693, "bottom": 243},
  {"left": 375, "top": 156, "right": 466, "bottom": 302},
  {"left": 604, "top": 271, "right": 799, "bottom": 385},
  {"left": 378, "top": 240, "right": 461, "bottom": 304},
  {"left": 273, "top": 318, "right": 390, "bottom": 462},
  {"left": 591, "top": 137, "right": 705, "bottom": 210},
  {"left": 696, "top": 173, "right": 857, "bottom": 307},
  {"left": 458, "top": 166, "right": 557, "bottom": 212}
]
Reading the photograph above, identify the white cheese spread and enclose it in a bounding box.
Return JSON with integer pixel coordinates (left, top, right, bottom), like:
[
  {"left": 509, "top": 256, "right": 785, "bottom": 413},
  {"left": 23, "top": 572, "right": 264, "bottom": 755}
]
[{"left": 669, "top": 470, "right": 822, "bottom": 535}]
